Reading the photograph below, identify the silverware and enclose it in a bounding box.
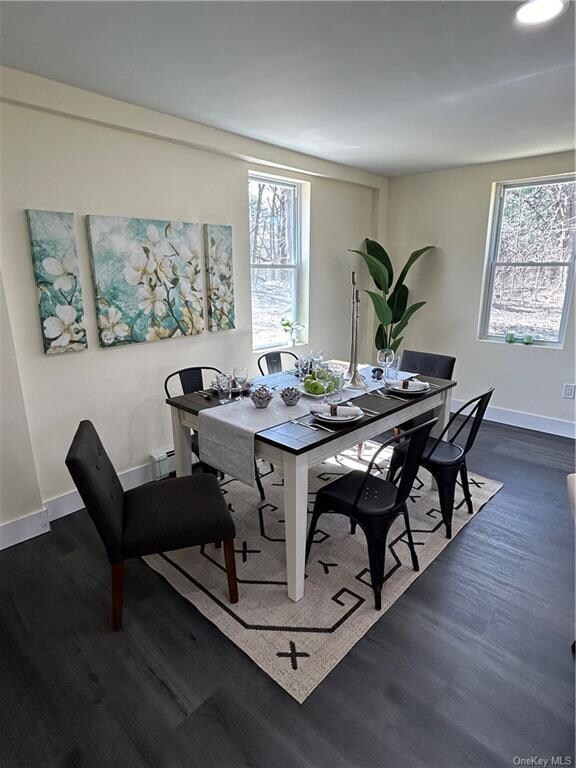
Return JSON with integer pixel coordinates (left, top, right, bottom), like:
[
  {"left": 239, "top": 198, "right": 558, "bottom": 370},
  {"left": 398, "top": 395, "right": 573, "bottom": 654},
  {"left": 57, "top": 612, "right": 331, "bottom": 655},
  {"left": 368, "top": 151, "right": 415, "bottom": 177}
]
[
  {"left": 195, "top": 390, "right": 212, "bottom": 400},
  {"left": 345, "top": 401, "right": 379, "bottom": 415},
  {"left": 373, "top": 391, "right": 406, "bottom": 402},
  {"left": 290, "top": 419, "right": 318, "bottom": 431},
  {"left": 311, "top": 422, "right": 336, "bottom": 433}
]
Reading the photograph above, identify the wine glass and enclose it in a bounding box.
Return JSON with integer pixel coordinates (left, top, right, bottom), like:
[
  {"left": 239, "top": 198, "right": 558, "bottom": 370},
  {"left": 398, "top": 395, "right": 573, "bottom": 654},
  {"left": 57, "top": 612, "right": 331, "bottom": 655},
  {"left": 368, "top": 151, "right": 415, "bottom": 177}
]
[
  {"left": 233, "top": 366, "right": 248, "bottom": 398},
  {"left": 377, "top": 349, "right": 394, "bottom": 382}
]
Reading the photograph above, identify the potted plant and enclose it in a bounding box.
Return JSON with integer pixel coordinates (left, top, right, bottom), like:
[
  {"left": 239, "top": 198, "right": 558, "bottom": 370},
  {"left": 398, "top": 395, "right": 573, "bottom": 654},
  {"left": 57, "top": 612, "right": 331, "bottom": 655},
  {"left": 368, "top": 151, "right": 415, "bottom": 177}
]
[
  {"left": 349, "top": 239, "right": 435, "bottom": 353},
  {"left": 280, "top": 317, "right": 303, "bottom": 346}
]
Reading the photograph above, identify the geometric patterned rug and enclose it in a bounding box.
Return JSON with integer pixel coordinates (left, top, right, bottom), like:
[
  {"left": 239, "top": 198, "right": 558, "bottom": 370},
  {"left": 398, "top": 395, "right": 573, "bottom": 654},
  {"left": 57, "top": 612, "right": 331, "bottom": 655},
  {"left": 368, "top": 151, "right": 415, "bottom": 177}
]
[{"left": 143, "top": 443, "right": 502, "bottom": 703}]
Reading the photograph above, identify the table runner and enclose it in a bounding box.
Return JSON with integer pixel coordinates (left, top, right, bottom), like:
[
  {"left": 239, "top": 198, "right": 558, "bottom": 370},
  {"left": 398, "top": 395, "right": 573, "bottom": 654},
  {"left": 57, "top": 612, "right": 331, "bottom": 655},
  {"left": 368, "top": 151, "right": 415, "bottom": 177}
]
[{"left": 198, "top": 365, "right": 415, "bottom": 486}]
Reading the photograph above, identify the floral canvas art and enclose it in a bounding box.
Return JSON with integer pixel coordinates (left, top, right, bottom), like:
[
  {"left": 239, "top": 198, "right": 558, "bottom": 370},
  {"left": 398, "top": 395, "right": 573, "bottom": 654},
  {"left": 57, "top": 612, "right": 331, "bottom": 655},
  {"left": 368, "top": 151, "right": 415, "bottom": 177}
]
[
  {"left": 87, "top": 216, "right": 204, "bottom": 347},
  {"left": 26, "top": 209, "right": 87, "bottom": 354},
  {"left": 204, "top": 224, "right": 235, "bottom": 331}
]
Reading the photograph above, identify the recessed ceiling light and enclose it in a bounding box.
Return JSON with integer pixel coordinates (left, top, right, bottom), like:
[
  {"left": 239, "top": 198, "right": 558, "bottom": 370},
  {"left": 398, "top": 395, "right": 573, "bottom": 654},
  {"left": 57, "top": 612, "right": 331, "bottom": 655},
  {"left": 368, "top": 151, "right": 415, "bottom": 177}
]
[{"left": 516, "top": 0, "right": 567, "bottom": 24}]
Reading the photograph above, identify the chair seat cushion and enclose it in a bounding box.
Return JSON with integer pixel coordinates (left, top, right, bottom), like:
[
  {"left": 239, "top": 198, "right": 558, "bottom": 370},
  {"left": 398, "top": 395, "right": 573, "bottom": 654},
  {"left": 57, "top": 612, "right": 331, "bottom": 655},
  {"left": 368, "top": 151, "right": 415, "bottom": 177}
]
[
  {"left": 122, "top": 474, "right": 235, "bottom": 558},
  {"left": 396, "top": 437, "right": 464, "bottom": 466},
  {"left": 317, "top": 470, "right": 398, "bottom": 517}
]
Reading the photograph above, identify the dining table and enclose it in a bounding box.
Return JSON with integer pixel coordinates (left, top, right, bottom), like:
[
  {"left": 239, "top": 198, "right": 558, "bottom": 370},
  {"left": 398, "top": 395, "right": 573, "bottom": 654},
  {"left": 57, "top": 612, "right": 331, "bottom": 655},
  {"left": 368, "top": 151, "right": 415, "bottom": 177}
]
[{"left": 166, "top": 366, "right": 456, "bottom": 602}]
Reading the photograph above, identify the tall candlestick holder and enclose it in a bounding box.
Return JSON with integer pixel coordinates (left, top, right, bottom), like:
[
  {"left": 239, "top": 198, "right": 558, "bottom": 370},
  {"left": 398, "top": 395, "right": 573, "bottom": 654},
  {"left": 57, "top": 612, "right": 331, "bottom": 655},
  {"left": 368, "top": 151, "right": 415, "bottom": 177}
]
[{"left": 346, "top": 272, "right": 367, "bottom": 389}]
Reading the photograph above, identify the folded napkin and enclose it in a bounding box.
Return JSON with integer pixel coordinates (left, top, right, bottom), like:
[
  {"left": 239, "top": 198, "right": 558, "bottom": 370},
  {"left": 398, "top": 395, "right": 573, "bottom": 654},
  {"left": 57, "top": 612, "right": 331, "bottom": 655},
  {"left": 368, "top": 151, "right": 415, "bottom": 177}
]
[{"left": 310, "top": 404, "right": 363, "bottom": 418}]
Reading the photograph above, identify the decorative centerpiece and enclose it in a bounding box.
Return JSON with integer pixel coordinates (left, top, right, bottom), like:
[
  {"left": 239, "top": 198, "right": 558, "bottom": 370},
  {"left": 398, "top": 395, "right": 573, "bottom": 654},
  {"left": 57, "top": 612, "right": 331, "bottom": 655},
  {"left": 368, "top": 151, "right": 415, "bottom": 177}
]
[
  {"left": 280, "top": 386, "right": 302, "bottom": 406},
  {"left": 250, "top": 385, "right": 274, "bottom": 409}
]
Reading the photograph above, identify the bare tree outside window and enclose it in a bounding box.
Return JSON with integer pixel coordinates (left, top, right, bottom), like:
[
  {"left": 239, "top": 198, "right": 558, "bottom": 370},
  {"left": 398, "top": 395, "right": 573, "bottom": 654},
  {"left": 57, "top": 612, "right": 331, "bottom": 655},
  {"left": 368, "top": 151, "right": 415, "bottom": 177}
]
[
  {"left": 482, "top": 177, "right": 575, "bottom": 344},
  {"left": 249, "top": 176, "right": 302, "bottom": 349}
]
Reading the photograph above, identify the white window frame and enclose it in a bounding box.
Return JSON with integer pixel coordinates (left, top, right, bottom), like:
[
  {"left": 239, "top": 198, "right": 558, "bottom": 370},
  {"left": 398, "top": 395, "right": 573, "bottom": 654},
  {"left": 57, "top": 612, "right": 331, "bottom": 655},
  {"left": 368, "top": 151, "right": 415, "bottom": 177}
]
[
  {"left": 479, "top": 173, "right": 576, "bottom": 349},
  {"left": 249, "top": 172, "right": 308, "bottom": 351}
]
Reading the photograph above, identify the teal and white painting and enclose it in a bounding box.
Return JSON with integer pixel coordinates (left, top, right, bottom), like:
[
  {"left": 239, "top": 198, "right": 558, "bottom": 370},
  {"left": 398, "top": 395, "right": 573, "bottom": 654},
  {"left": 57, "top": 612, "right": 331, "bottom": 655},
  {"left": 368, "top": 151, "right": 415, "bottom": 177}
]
[
  {"left": 204, "top": 224, "right": 235, "bottom": 331},
  {"left": 87, "top": 216, "right": 204, "bottom": 347},
  {"left": 26, "top": 209, "right": 87, "bottom": 354}
]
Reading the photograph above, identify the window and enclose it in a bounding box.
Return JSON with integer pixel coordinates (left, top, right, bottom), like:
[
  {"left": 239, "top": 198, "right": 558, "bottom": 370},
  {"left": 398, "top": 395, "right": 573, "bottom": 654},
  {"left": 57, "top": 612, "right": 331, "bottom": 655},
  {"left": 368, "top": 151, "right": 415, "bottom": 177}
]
[
  {"left": 480, "top": 175, "right": 575, "bottom": 346},
  {"left": 249, "top": 174, "right": 307, "bottom": 350}
]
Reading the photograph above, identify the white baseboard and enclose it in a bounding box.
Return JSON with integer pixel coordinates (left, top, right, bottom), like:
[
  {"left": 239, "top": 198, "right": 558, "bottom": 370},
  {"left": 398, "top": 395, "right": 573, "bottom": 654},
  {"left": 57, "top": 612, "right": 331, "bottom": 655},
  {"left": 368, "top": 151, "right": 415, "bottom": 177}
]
[
  {"left": 451, "top": 399, "right": 576, "bottom": 439},
  {"left": 0, "top": 507, "right": 50, "bottom": 550},
  {"left": 45, "top": 461, "right": 154, "bottom": 521}
]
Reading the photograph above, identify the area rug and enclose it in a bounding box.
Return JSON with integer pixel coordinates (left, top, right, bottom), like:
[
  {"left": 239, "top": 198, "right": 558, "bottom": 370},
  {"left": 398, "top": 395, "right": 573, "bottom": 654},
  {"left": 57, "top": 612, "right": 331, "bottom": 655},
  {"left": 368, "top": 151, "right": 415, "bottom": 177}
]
[{"left": 144, "top": 444, "right": 502, "bottom": 702}]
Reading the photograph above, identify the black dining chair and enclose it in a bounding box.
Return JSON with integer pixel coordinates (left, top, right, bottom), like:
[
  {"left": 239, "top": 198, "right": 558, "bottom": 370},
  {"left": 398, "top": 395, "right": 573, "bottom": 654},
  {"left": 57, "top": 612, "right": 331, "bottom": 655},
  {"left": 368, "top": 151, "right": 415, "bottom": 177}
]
[
  {"left": 164, "top": 366, "right": 267, "bottom": 500},
  {"left": 306, "top": 418, "right": 437, "bottom": 610},
  {"left": 387, "top": 388, "right": 494, "bottom": 539},
  {"left": 400, "top": 349, "right": 456, "bottom": 380},
  {"left": 359, "top": 349, "right": 457, "bottom": 461},
  {"left": 65, "top": 420, "right": 238, "bottom": 630},
  {"left": 257, "top": 350, "right": 299, "bottom": 376}
]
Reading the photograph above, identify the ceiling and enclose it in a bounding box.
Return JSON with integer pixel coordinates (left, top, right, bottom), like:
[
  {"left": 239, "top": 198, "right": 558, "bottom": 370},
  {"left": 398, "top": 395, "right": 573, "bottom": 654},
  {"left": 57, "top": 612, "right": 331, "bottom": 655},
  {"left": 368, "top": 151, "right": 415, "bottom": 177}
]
[{"left": 0, "top": 1, "right": 574, "bottom": 176}]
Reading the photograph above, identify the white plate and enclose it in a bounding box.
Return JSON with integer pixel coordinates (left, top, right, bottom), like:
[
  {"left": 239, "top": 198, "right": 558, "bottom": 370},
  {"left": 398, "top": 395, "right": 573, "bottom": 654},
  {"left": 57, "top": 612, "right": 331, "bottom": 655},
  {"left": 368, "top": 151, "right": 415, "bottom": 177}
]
[
  {"left": 387, "top": 380, "right": 430, "bottom": 396},
  {"left": 298, "top": 384, "right": 327, "bottom": 399},
  {"left": 311, "top": 410, "right": 364, "bottom": 424}
]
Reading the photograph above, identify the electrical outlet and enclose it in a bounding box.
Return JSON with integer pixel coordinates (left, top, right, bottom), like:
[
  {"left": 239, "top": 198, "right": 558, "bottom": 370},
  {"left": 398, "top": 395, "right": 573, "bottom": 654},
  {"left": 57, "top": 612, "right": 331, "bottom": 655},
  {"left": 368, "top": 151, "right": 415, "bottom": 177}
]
[{"left": 562, "top": 383, "right": 575, "bottom": 399}]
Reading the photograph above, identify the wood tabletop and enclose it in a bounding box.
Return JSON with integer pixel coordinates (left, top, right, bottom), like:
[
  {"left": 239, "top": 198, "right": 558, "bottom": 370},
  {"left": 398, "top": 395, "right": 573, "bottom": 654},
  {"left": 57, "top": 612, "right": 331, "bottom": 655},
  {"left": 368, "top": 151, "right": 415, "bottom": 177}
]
[{"left": 166, "top": 372, "right": 456, "bottom": 456}]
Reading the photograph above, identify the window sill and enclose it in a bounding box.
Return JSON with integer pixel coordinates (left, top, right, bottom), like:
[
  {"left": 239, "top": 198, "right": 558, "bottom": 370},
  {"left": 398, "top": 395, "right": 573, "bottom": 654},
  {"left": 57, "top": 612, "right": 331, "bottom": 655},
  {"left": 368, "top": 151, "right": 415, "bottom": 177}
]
[
  {"left": 477, "top": 336, "right": 565, "bottom": 350},
  {"left": 252, "top": 340, "right": 307, "bottom": 354}
]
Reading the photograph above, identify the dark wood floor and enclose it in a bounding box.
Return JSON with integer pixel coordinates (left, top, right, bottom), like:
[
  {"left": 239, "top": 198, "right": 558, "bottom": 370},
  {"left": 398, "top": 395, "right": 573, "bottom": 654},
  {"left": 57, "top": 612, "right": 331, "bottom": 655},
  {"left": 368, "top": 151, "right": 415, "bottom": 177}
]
[{"left": 1, "top": 421, "right": 574, "bottom": 768}]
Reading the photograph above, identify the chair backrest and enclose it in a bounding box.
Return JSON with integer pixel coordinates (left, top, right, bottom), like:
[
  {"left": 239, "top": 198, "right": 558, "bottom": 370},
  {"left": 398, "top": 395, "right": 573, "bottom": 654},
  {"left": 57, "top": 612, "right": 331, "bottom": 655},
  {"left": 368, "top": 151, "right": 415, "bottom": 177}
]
[
  {"left": 164, "top": 366, "right": 222, "bottom": 397},
  {"left": 430, "top": 388, "right": 494, "bottom": 457},
  {"left": 257, "top": 351, "right": 298, "bottom": 376},
  {"left": 401, "top": 349, "right": 456, "bottom": 380},
  {"left": 354, "top": 418, "right": 437, "bottom": 512},
  {"left": 65, "top": 421, "right": 124, "bottom": 562}
]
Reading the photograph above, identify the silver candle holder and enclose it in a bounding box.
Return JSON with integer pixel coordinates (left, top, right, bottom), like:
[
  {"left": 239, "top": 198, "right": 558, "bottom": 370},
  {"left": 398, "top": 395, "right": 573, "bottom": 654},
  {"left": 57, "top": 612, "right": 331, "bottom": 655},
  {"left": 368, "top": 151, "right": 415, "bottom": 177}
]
[{"left": 346, "top": 271, "right": 367, "bottom": 389}]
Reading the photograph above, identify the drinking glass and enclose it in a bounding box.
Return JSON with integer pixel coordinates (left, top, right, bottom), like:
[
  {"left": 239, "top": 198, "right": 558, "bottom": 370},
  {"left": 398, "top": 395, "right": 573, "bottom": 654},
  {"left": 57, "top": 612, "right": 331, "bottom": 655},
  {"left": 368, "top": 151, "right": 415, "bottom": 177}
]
[
  {"left": 310, "top": 349, "right": 323, "bottom": 371},
  {"left": 216, "top": 373, "right": 232, "bottom": 404},
  {"left": 297, "top": 354, "right": 310, "bottom": 381},
  {"left": 377, "top": 348, "right": 394, "bottom": 380},
  {"left": 325, "top": 371, "right": 344, "bottom": 408},
  {"left": 386, "top": 356, "right": 400, "bottom": 382},
  {"left": 232, "top": 367, "right": 248, "bottom": 398}
]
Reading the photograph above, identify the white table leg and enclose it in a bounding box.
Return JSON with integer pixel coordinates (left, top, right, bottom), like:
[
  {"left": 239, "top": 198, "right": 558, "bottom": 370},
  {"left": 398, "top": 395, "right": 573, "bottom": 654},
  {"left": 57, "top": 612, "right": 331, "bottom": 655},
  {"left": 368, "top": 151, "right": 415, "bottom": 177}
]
[
  {"left": 433, "top": 387, "right": 453, "bottom": 437},
  {"left": 283, "top": 453, "right": 309, "bottom": 602},
  {"left": 171, "top": 407, "right": 192, "bottom": 477}
]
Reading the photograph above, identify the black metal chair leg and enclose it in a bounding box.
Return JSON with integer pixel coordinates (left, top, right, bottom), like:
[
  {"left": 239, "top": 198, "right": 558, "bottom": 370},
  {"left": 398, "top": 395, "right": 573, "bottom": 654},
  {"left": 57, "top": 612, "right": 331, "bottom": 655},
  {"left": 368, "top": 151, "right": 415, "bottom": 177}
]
[
  {"left": 254, "top": 460, "right": 266, "bottom": 501},
  {"left": 350, "top": 519, "right": 357, "bottom": 534},
  {"left": 365, "top": 535, "right": 387, "bottom": 610},
  {"left": 305, "top": 506, "right": 323, "bottom": 563},
  {"left": 402, "top": 507, "right": 420, "bottom": 572},
  {"left": 460, "top": 461, "right": 474, "bottom": 515},
  {"left": 433, "top": 466, "right": 458, "bottom": 539}
]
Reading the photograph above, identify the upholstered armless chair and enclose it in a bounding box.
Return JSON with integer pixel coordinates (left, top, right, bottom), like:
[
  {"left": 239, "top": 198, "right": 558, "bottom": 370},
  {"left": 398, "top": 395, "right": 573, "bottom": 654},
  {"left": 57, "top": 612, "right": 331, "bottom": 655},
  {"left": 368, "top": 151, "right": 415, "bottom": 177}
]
[{"left": 65, "top": 420, "right": 238, "bottom": 630}]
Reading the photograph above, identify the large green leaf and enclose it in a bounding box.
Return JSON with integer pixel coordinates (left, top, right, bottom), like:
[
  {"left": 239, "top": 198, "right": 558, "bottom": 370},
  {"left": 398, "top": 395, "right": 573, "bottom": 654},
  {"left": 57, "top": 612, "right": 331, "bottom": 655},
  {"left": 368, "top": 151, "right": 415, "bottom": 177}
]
[
  {"left": 365, "top": 238, "right": 393, "bottom": 290},
  {"left": 364, "top": 290, "right": 393, "bottom": 327},
  {"left": 375, "top": 323, "right": 388, "bottom": 351},
  {"left": 394, "top": 245, "right": 435, "bottom": 292},
  {"left": 391, "top": 301, "right": 426, "bottom": 339},
  {"left": 388, "top": 284, "right": 409, "bottom": 322},
  {"left": 348, "top": 249, "right": 390, "bottom": 292},
  {"left": 391, "top": 337, "right": 403, "bottom": 353}
]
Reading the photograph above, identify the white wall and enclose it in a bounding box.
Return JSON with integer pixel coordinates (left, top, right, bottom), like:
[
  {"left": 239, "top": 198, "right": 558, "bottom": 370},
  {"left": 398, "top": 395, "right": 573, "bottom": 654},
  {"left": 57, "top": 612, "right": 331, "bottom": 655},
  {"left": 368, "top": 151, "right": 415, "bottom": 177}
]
[
  {"left": 386, "top": 152, "right": 575, "bottom": 433},
  {"left": 0, "top": 70, "right": 386, "bottom": 515},
  {"left": 0, "top": 270, "right": 44, "bottom": 528}
]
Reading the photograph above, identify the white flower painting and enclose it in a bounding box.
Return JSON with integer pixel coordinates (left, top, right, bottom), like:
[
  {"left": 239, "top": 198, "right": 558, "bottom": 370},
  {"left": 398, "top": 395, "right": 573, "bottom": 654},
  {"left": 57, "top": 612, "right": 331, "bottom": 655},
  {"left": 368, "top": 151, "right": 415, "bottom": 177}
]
[
  {"left": 87, "top": 216, "right": 204, "bottom": 346},
  {"left": 204, "top": 224, "right": 235, "bottom": 331},
  {"left": 26, "top": 210, "right": 87, "bottom": 354}
]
